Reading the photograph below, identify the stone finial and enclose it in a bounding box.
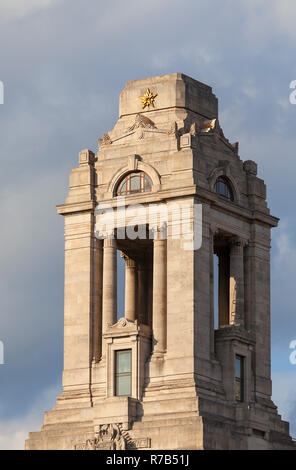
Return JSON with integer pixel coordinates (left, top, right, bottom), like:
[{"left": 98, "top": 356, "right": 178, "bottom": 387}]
[
  {"left": 201, "top": 118, "right": 216, "bottom": 133},
  {"left": 232, "top": 142, "right": 239, "bottom": 154},
  {"left": 98, "top": 133, "right": 112, "bottom": 147},
  {"left": 243, "top": 160, "right": 257, "bottom": 176},
  {"left": 189, "top": 122, "right": 197, "bottom": 136},
  {"left": 79, "top": 149, "right": 95, "bottom": 165}
]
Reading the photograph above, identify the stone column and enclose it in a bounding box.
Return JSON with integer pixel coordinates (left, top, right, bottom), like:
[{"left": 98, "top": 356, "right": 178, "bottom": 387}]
[
  {"left": 123, "top": 255, "right": 137, "bottom": 322},
  {"left": 147, "top": 265, "right": 153, "bottom": 328},
  {"left": 93, "top": 238, "right": 103, "bottom": 362},
  {"left": 152, "top": 226, "right": 167, "bottom": 354},
  {"left": 102, "top": 236, "right": 117, "bottom": 333},
  {"left": 229, "top": 237, "right": 245, "bottom": 326},
  {"left": 137, "top": 263, "right": 147, "bottom": 324},
  {"left": 218, "top": 248, "right": 230, "bottom": 327}
]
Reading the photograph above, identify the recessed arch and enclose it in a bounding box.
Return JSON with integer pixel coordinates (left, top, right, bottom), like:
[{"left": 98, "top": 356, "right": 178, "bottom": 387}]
[
  {"left": 214, "top": 176, "right": 234, "bottom": 201},
  {"left": 107, "top": 160, "right": 161, "bottom": 198},
  {"left": 208, "top": 166, "right": 240, "bottom": 204},
  {"left": 116, "top": 171, "right": 153, "bottom": 196}
]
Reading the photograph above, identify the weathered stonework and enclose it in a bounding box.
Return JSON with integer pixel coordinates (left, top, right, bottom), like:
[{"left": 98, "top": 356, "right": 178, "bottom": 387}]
[{"left": 26, "top": 73, "right": 295, "bottom": 450}]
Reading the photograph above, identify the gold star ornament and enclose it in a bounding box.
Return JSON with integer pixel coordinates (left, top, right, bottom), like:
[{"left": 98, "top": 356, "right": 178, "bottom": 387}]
[{"left": 139, "top": 88, "right": 158, "bottom": 109}]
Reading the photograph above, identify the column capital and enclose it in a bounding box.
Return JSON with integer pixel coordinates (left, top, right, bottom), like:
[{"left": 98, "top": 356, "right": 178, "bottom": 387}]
[
  {"left": 120, "top": 251, "right": 127, "bottom": 260},
  {"left": 230, "top": 236, "right": 248, "bottom": 248},
  {"left": 121, "top": 253, "right": 136, "bottom": 268},
  {"left": 95, "top": 229, "right": 115, "bottom": 240},
  {"left": 103, "top": 236, "right": 117, "bottom": 249},
  {"left": 151, "top": 222, "right": 167, "bottom": 241}
]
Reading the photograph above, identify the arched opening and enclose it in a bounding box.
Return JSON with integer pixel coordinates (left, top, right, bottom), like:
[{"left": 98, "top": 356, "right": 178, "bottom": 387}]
[
  {"left": 213, "top": 232, "right": 246, "bottom": 330},
  {"left": 214, "top": 176, "right": 234, "bottom": 201},
  {"left": 116, "top": 225, "right": 153, "bottom": 327},
  {"left": 214, "top": 234, "right": 231, "bottom": 329},
  {"left": 116, "top": 171, "right": 152, "bottom": 196}
]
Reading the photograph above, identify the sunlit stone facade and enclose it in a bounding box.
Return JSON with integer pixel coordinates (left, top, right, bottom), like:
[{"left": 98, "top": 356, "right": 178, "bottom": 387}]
[{"left": 26, "top": 74, "right": 295, "bottom": 450}]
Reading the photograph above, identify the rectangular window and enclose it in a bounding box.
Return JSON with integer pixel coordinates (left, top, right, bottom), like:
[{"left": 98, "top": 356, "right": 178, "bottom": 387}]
[
  {"left": 115, "top": 349, "right": 132, "bottom": 396},
  {"left": 235, "top": 355, "right": 244, "bottom": 402}
]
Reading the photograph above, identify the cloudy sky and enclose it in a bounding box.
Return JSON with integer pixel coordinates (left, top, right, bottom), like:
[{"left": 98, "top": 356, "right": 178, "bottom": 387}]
[{"left": 0, "top": 0, "right": 295, "bottom": 449}]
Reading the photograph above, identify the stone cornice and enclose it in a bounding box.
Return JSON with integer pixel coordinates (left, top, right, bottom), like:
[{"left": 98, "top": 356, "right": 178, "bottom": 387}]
[
  {"left": 56, "top": 200, "right": 95, "bottom": 215},
  {"left": 97, "top": 184, "right": 278, "bottom": 228},
  {"left": 214, "top": 326, "right": 256, "bottom": 345}
]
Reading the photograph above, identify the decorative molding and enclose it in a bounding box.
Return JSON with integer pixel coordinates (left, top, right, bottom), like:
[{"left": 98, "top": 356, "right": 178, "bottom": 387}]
[
  {"left": 129, "top": 437, "right": 151, "bottom": 449},
  {"left": 75, "top": 424, "right": 126, "bottom": 450},
  {"left": 229, "top": 235, "right": 249, "bottom": 249},
  {"left": 180, "top": 133, "right": 197, "bottom": 149},
  {"left": 56, "top": 201, "right": 95, "bottom": 215},
  {"left": 108, "top": 115, "right": 178, "bottom": 146},
  {"left": 128, "top": 113, "right": 157, "bottom": 132},
  {"left": 111, "top": 317, "right": 137, "bottom": 329},
  {"left": 214, "top": 325, "right": 255, "bottom": 345},
  {"left": 103, "top": 236, "right": 116, "bottom": 248},
  {"left": 98, "top": 133, "right": 112, "bottom": 146},
  {"left": 128, "top": 154, "right": 140, "bottom": 171},
  {"left": 75, "top": 424, "right": 151, "bottom": 450},
  {"left": 243, "top": 160, "right": 258, "bottom": 176}
]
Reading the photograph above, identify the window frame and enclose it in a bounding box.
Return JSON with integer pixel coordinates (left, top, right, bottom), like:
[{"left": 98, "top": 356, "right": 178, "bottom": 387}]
[
  {"left": 114, "top": 349, "right": 132, "bottom": 397},
  {"left": 235, "top": 354, "right": 245, "bottom": 403},
  {"left": 214, "top": 176, "right": 234, "bottom": 201},
  {"left": 116, "top": 171, "right": 152, "bottom": 196}
]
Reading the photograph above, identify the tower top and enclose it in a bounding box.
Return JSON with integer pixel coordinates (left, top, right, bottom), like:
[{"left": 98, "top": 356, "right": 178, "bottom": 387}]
[
  {"left": 27, "top": 71, "right": 294, "bottom": 451},
  {"left": 119, "top": 72, "right": 218, "bottom": 119}
]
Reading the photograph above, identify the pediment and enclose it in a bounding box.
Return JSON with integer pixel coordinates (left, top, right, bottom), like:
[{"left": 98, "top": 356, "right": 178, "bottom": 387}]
[
  {"left": 99, "top": 113, "right": 177, "bottom": 147},
  {"left": 109, "top": 317, "right": 138, "bottom": 331}
]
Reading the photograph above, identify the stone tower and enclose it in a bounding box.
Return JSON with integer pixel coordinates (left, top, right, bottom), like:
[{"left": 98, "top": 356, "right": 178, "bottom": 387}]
[{"left": 26, "top": 73, "right": 295, "bottom": 450}]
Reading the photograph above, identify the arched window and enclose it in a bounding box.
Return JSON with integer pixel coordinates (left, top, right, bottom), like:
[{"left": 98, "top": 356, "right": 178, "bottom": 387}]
[
  {"left": 116, "top": 171, "right": 152, "bottom": 196},
  {"left": 214, "top": 176, "right": 234, "bottom": 201}
]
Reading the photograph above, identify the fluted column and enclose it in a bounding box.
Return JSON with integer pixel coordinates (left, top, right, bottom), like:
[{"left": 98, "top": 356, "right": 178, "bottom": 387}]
[
  {"left": 152, "top": 226, "right": 167, "bottom": 354},
  {"left": 229, "top": 237, "right": 245, "bottom": 326},
  {"left": 102, "top": 236, "right": 117, "bottom": 333},
  {"left": 123, "top": 255, "right": 137, "bottom": 322}
]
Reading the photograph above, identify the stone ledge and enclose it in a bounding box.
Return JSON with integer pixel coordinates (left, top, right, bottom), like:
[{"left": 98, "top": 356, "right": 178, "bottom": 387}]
[{"left": 57, "top": 200, "right": 95, "bottom": 215}]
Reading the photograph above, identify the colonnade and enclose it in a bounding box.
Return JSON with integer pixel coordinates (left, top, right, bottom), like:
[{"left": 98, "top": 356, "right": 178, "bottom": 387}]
[{"left": 95, "top": 227, "right": 167, "bottom": 360}]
